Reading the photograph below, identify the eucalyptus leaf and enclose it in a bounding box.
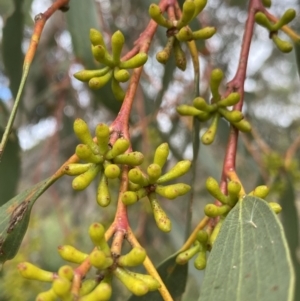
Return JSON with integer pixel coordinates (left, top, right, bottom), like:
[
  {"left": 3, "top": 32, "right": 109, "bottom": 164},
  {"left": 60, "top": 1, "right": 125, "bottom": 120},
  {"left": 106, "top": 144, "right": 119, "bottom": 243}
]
[{"left": 199, "top": 196, "right": 294, "bottom": 301}]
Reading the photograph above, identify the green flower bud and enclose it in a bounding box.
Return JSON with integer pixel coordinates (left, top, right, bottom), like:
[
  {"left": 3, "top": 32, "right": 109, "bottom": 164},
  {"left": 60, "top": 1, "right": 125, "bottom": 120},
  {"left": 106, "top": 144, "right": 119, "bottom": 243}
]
[
  {"left": 90, "top": 249, "right": 113, "bottom": 269},
  {"left": 64, "top": 163, "right": 93, "bottom": 176},
  {"left": 74, "top": 119, "right": 99, "bottom": 154},
  {"left": 174, "top": 39, "right": 187, "bottom": 71},
  {"left": 89, "top": 223, "right": 111, "bottom": 256},
  {"left": 114, "top": 267, "right": 149, "bottom": 296},
  {"left": 194, "top": 250, "right": 207, "bottom": 270},
  {"left": 272, "top": 35, "right": 293, "bottom": 53},
  {"left": 148, "top": 4, "right": 173, "bottom": 28},
  {"left": 156, "top": 50, "right": 170, "bottom": 64},
  {"left": 18, "top": 262, "right": 54, "bottom": 282},
  {"left": 232, "top": 119, "right": 252, "bottom": 132},
  {"left": 125, "top": 270, "right": 161, "bottom": 291},
  {"left": 36, "top": 289, "right": 57, "bottom": 301},
  {"left": 128, "top": 181, "right": 141, "bottom": 191},
  {"left": 196, "top": 230, "right": 209, "bottom": 244},
  {"left": 204, "top": 204, "right": 231, "bottom": 217},
  {"left": 72, "top": 164, "right": 101, "bottom": 190},
  {"left": 52, "top": 278, "right": 71, "bottom": 298},
  {"left": 119, "top": 53, "right": 148, "bottom": 69},
  {"left": 269, "top": 202, "right": 282, "bottom": 214},
  {"left": 147, "top": 163, "right": 162, "bottom": 184},
  {"left": 89, "top": 71, "right": 113, "bottom": 89},
  {"left": 249, "top": 185, "right": 269, "bottom": 198},
  {"left": 113, "top": 152, "right": 144, "bottom": 166},
  {"left": 74, "top": 67, "right": 110, "bottom": 82},
  {"left": 95, "top": 123, "right": 110, "bottom": 155},
  {"left": 114, "top": 69, "right": 130, "bottom": 82},
  {"left": 208, "top": 217, "right": 225, "bottom": 248},
  {"left": 128, "top": 168, "right": 149, "bottom": 186},
  {"left": 136, "top": 188, "right": 148, "bottom": 199},
  {"left": 205, "top": 177, "right": 228, "bottom": 204},
  {"left": 104, "top": 164, "right": 121, "bottom": 179},
  {"left": 75, "top": 144, "right": 103, "bottom": 163},
  {"left": 155, "top": 183, "right": 191, "bottom": 199},
  {"left": 176, "top": 0, "right": 196, "bottom": 29},
  {"left": 217, "top": 92, "right": 240, "bottom": 107},
  {"left": 111, "top": 30, "right": 125, "bottom": 64},
  {"left": 57, "top": 245, "right": 88, "bottom": 264},
  {"left": 157, "top": 160, "right": 191, "bottom": 184},
  {"left": 210, "top": 69, "right": 223, "bottom": 101},
  {"left": 118, "top": 247, "right": 147, "bottom": 267},
  {"left": 193, "top": 0, "right": 207, "bottom": 18},
  {"left": 106, "top": 138, "right": 130, "bottom": 160},
  {"left": 255, "top": 12, "right": 274, "bottom": 30},
  {"left": 79, "top": 279, "right": 98, "bottom": 297},
  {"left": 153, "top": 143, "right": 169, "bottom": 168},
  {"left": 176, "top": 242, "right": 200, "bottom": 265},
  {"left": 58, "top": 266, "right": 74, "bottom": 281},
  {"left": 122, "top": 191, "right": 138, "bottom": 205},
  {"left": 193, "top": 97, "right": 217, "bottom": 113},
  {"left": 91, "top": 45, "right": 115, "bottom": 67},
  {"left": 262, "top": 0, "right": 271, "bottom": 8},
  {"left": 149, "top": 192, "right": 171, "bottom": 232},
  {"left": 97, "top": 173, "right": 111, "bottom": 207},
  {"left": 218, "top": 108, "right": 244, "bottom": 123},
  {"left": 177, "top": 104, "right": 204, "bottom": 116},
  {"left": 80, "top": 282, "right": 112, "bottom": 301},
  {"left": 90, "top": 28, "right": 106, "bottom": 48},
  {"left": 111, "top": 77, "right": 126, "bottom": 101},
  {"left": 201, "top": 113, "right": 220, "bottom": 145},
  {"left": 197, "top": 110, "right": 212, "bottom": 121},
  {"left": 273, "top": 9, "right": 296, "bottom": 31},
  {"left": 192, "top": 27, "right": 216, "bottom": 40},
  {"left": 227, "top": 180, "right": 241, "bottom": 206},
  {"left": 176, "top": 26, "right": 194, "bottom": 42}
]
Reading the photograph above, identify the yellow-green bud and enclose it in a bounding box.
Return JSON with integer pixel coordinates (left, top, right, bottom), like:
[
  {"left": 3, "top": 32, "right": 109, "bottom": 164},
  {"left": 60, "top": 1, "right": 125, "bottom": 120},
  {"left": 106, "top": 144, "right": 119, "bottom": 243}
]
[
  {"left": 64, "top": 163, "right": 93, "bottom": 176},
  {"left": 80, "top": 282, "right": 112, "bottom": 301},
  {"left": 114, "top": 267, "right": 149, "bottom": 296},
  {"left": 272, "top": 35, "right": 293, "bottom": 53},
  {"left": 89, "top": 71, "right": 113, "bottom": 89},
  {"left": 208, "top": 217, "right": 224, "bottom": 248},
  {"left": 90, "top": 28, "right": 106, "bottom": 48},
  {"left": 74, "top": 67, "right": 110, "bottom": 82},
  {"left": 269, "top": 202, "right": 282, "bottom": 214},
  {"left": 18, "top": 262, "right": 54, "bottom": 282},
  {"left": 176, "top": 0, "right": 196, "bottom": 29},
  {"left": 153, "top": 143, "right": 169, "bottom": 168},
  {"left": 174, "top": 39, "right": 187, "bottom": 71},
  {"left": 147, "top": 163, "right": 162, "bottom": 184},
  {"left": 193, "top": 97, "right": 217, "bottom": 113},
  {"left": 104, "top": 164, "right": 121, "bottom": 179},
  {"left": 262, "top": 0, "right": 271, "bottom": 8},
  {"left": 97, "top": 173, "right": 111, "bottom": 207},
  {"left": 125, "top": 270, "right": 161, "bottom": 291},
  {"left": 201, "top": 113, "right": 219, "bottom": 145},
  {"left": 227, "top": 180, "right": 241, "bottom": 206},
  {"left": 128, "top": 168, "right": 149, "bottom": 186},
  {"left": 36, "top": 289, "right": 57, "bottom": 301},
  {"left": 88, "top": 223, "right": 111, "bottom": 256},
  {"left": 106, "top": 137, "right": 130, "bottom": 160},
  {"left": 249, "top": 185, "right": 269, "bottom": 198},
  {"left": 205, "top": 177, "right": 228, "bottom": 204},
  {"left": 113, "top": 152, "right": 144, "bottom": 166},
  {"left": 192, "top": 27, "right": 216, "bottom": 40},
  {"left": 79, "top": 279, "right": 97, "bottom": 297},
  {"left": 119, "top": 53, "right": 148, "bottom": 69},
  {"left": 217, "top": 92, "right": 240, "bottom": 107},
  {"left": 210, "top": 69, "right": 223, "bottom": 101},
  {"left": 57, "top": 245, "right": 88, "bottom": 264},
  {"left": 193, "top": 0, "right": 207, "bottom": 18},
  {"left": 204, "top": 204, "right": 231, "bottom": 217},
  {"left": 232, "top": 119, "right": 252, "bottom": 132},
  {"left": 90, "top": 249, "right": 113, "bottom": 269},
  {"left": 111, "top": 77, "right": 126, "bottom": 101},
  {"left": 197, "top": 110, "right": 212, "bottom": 121},
  {"left": 255, "top": 12, "right": 273, "bottom": 30},
  {"left": 194, "top": 250, "right": 207, "bottom": 270},
  {"left": 72, "top": 164, "right": 101, "bottom": 190},
  {"left": 75, "top": 144, "right": 102, "bottom": 164},
  {"left": 91, "top": 45, "right": 114, "bottom": 67},
  {"left": 58, "top": 266, "right": 74, "bottom": 281},
  {"left": 111, "top": 30, "right": 125, "bottom": 64},
  {"left": 128, "top": 181, "right": 141, "bottom": 191},
  {"left": 136, "top": 188, "right": 148, "bottom": 199},
  {"left": 118, "top": 247, "right": 147, "bottom": 267},
  {"left": 157, "top": 160, "right": 191, "bottom": 184},
  {"left": 176, "top": 26, "right": 194, "bottom": 42},
  {"left": 52, "top": 278, "right": 71, "bottom": 298},
  {"left": 155, "top": 183, "right": 191, "bottom": 199},
  {"left": 114, "top": 69, "right": 130, "bottom": 82},
  {"left": 95, "top": 123, "right": 110, "bottom": 155},
  {"left": 122, "top": 191, "right": 138, "bottom": 205},
  {"left": 148, "top": 4, "right": 173, "bottom": 28},
  {"left": 196, "top": 230, "right": 209, "bottom": 243},
  {"left": 176, "top": 104, "right": 203, "bottom": 116},
  {"left": 218, "top": 108, "right": 244, "bottom": 123},
  {"left": 273, "top": 9, "right": 296, "bottom": 31},
  {"left": 156, "top": 50, "right": 170, "bottom": 64},
  {"left": 149, "top": 192, "right": 171, "bottom": 232},
  {"left": 176, "top": 242, "right": 200, "bottom": 265}
]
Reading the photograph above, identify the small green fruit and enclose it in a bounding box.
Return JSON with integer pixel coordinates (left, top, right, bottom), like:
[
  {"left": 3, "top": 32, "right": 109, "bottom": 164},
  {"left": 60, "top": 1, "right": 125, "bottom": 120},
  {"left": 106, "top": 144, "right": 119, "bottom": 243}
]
[
  {"left": 122, "top": 191, "right": 138, "bottom": 205},
  {"left": 194, "top": 250, "right": 206, "bottom": 270},
  {"left": 196, "top": 230, "right": 209, "bottom": 244},
  {"left": 104, "top": 164, "right": 121, "bottom": 179},
  {"left": 114, "top": 69, "right": 130, "bottom": 82}
]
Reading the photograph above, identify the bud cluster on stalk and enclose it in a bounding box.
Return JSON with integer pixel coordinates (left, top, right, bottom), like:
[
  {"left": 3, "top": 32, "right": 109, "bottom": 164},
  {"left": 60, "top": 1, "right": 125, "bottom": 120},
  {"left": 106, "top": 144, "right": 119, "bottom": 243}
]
[
  {"left": 73, "top": 28, "right": 148, "bottom": 101},
  {"left": 177, "top": 68, "right": 251, "bottom": 144},
  {"left": 64, "top": 118, "right": 144, "bottom": 207},
  {"left": 122, "top": 142, "right": 192, "bottom": 233},
  {"left": 255, "top": 8, "right": 296, "bottom": 53},
  {"left": 149, "top": 0, "right": 216, "bottom": 70}
]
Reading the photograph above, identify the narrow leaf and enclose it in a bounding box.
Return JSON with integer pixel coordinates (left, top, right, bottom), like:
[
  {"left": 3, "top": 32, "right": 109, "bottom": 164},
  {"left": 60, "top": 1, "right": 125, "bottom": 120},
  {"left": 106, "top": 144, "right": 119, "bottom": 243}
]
[{"left": 199, "top": 196, "right": 295, "bottom": 301}]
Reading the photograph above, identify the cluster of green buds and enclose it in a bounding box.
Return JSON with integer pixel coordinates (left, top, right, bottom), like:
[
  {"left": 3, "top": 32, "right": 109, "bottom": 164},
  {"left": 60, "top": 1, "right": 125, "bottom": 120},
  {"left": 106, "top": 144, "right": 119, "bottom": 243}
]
[
  {"left": 149, "top": 0, "right": 216, "bottom": 70},
  {"left": 176, "top": 229, "right": 208, "bottom": 270},
  {"left": 74, "top": 29, "right": 148, "bottom": 101},
  {"left": 64, "top": 118, "right": 144, "bottom": 207},
  {"left": 255, "top": 8, "right": 296, "bottom": 53},
  {"left": 18, "top": 223, "right": 161, "bottom": 300},
  {"left": 177, "top": 68, "right": 251, "bottom": 144},
  {"left": 122, "top": 143, "right": 191, "bottom": 232}
]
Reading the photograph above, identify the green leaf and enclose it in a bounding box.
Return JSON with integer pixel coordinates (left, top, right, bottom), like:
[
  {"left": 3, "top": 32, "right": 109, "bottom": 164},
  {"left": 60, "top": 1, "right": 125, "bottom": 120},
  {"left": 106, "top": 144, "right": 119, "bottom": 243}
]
[
  {"left": 0, "top": 177, "right": 55, "bottom": 267},
  {"left": 199, "top": 196, "right": 295, "bottom": 301},
  {"left": 127, "top": 253, "right": 188, "bottom": 301}
]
